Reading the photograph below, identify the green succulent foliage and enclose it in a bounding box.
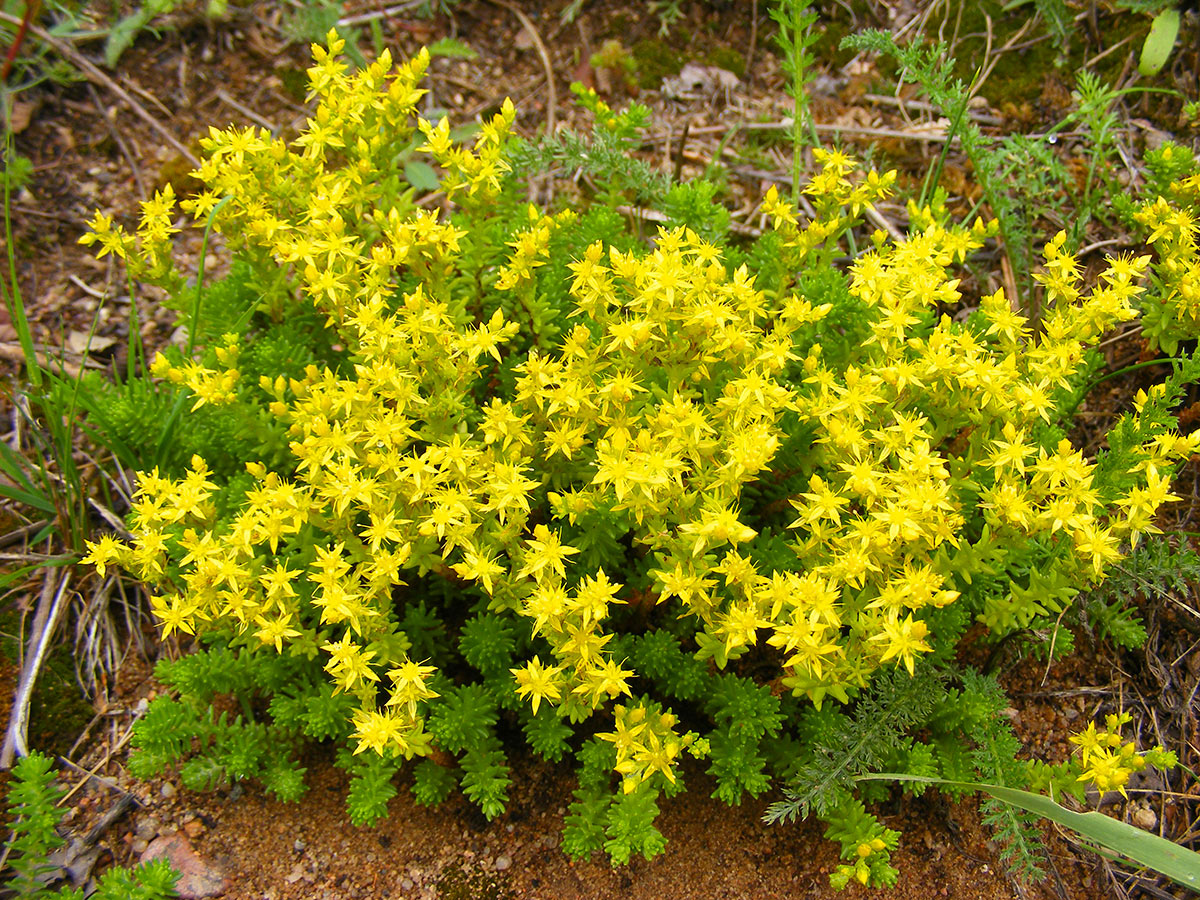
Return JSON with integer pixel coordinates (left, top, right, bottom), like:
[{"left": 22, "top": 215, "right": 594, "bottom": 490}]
[
  {"left": 5, "top": 752, "right": 179, "bottom": 900},
  {"left": 523, "top": 707, "right": 573, "bottom": 762},
  {"left": 1138, "top": 141, "right": 1198, "bottom": 205},
  {"left": 603, "top": 788, "right": 667, "bottom": 866},
  {"left": 562, "top": 784, "right": 611, "bottom": 859},
  {"left": 426, "top": 684, "right": 499, "bottom": 754},
  {"left": 626, "top": 629, "right": 708, "bottom": 701},
  {"left": 7, "top": 753, "right": 67, "bottom": 898},
  {"left": 301, "top": 682, "right": 357, "bottom": 741},
  {"left": 705, "top": 674, "right": 784, "bottom": 804},
  {"left": 260, "top": 753, "right": 309, "bottom": 803},
  {"left": 90, "top": 861, "right": 181, "bottom": 900},
  {"left": 345, "top": 753, "right": 400, "bottom": 827},
  {"left": 459, "top": 612, "right": 517, "bottom": 680},
  {"left": 398, "top": 599, "right": 452, "bottom": 667},
  {"left": 411, "top": 759, "right": 458, "bottom": 807},
  {"left": 460, "top": 746, "right": 511, "bottom": 820},
  {"left": 179, "top": 754, "right": 227, "bottom": 793},
  {"left": 128, "top": 643, "right": 320, "bottom": 808},
  {"left": 659, "top": 180, "right": 730, "bottom": 243},
  {"left": 74, "top": 372, "right": 278, "bottom": 478},
  {"left": 822, "top": 795, "right": 900, "bottom": 890}
]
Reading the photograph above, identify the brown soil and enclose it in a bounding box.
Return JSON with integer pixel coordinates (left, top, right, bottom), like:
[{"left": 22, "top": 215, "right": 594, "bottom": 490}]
[
  {"left": 44, "top": 645, "right": 1115, "bottom": 900},
  {"left": 4, "top": 2, "right": 1200, "bottom": 899}
]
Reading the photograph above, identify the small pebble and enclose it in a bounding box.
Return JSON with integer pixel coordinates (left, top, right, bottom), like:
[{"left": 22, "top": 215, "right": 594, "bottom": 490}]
[
  {"left": 136, "top": 817, "right": 160, "bottom": 841},
  {"left": 495, "top": 855, "right": 511, "bottom": 872},
  {"left": 1132, "top": 806, "right": 1158, "bottom": 830},
  {"left": 400, "top": 878, "right": 414, "bottom": 891},
  {"left": 294, "top": 839, "right": 306, "bottom": 852},
  {"left": 160, "top": 782, "right": 177, "bottom": 799}
]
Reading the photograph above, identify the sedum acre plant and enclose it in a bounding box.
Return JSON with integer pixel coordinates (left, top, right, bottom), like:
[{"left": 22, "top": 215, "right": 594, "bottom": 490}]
[
  {"left": 79, "top": 32, "right": 1200, "bottom": 888},
  {"left": 1120, "top": 141, "right": 1200, "bottom": 355}
]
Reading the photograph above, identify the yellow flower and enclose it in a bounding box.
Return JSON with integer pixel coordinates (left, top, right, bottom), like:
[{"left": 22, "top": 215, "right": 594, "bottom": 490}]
[
  {"left": 511, "top": 656, "right": 564, "bottom": 714},
  {"left": 869, "top": 614, "right": 931, "bottom": 676}
]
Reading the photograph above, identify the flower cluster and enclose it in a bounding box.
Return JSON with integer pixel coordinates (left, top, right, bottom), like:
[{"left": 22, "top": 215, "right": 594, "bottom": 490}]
[
  {"left": 600, "top": 700, "right": 702, "bottom": 794},
  {"left": 1130, "top": 143, "right": 1200, "bottom": 353},
  {"left": 78, "top": 184, "right": 181, "bottom": 287},
  {"left": 1070, "top": 711, "right": 1178, "bottom": 798}
]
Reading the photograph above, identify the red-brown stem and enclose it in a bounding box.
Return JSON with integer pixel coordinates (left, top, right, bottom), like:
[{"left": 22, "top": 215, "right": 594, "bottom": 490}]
[{"left": 2, "top": 0, "right": 42, "bottom": 84}]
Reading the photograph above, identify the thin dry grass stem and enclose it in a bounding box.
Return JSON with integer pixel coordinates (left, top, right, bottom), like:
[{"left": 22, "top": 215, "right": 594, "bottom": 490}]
[
  {"left": 215, "top": 88, "right": 278, "bottom": 133},
  {"left": 86, "top": 82, "right": 146, "bottom": 201},
  {"left": 864, "top": 204, "right": 904, "bottom": 244},
  {"left": 0, "top": 551, "right": 63, "bottom": 564},
  {"left": 483, "top": 0, "right": 556, "bottom": 136},
  {"left": 861, "top": 92, "right": 1003, "bottom": 126},
  {"left": 0, "top": 564, "right": 72, "bottom": 768},
  {"left": 0, "top": 10, "right": 199, "bottom": 168},
  {"left": 0, "top": 519, "right": 50, "bottom": 550},
  {"left": 66, "top": 274, "right": 107, "bottom": 300},
  {"left": 1040, "top": 605, "right": 1074, "bottom": 688},
  {"left": 1084, "top": 33, "right": 1138, "bottom": 73},
  {"left": 745, "top": 0, "right": 758, "bottom": 88},
  {"left": 88, "top": 495, "right": 129, "bottom": 538},
  {"left": 1118, "top": 870, "right": 1178, "bottom": 900},
  {"left": 972, "top": 14, "right": 1038, "bottom": 101},
  {"left": 1169, "top": 637, "right": 1200, "bottom": 669},
  {"left": 1011, "top": 686, "right": 1119, "bottom": 699},
  {"left": 1092, "top": 566, "right": 1200, "bottom": 899},
  {"left": 59, "top": 730, "right": 139, "bottom": 807},
  {"left": 335, "top": 0, "right": 426, "bottom": 27},
  {"left": 1078, "top": 238, "right": 1130, "bottom": 257},
  {"left": 74, "top": 580, "right": 119, "bottom": 698}
]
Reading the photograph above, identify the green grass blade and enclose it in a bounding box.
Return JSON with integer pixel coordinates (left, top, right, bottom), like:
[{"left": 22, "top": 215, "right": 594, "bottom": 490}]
[
  {"left": 0, "top": 443, "right": 55, "bottom": 514},
  {"left": 2, "top": 95, "right": 42, "bottom": 392},
  {"left": 0, "top": 555, "right": 75, "bottom": 589},
  {"left": 1140, "top": 8, "right": 1180, "bottom": 77},
  {"left": 857, "top": 774, "right": 1200, "bottom": 889}
]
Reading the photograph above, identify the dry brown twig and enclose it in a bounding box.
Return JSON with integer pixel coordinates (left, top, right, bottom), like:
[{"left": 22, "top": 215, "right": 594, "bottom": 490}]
[
  {"left": 1, "top": 565, "right": 73, "bottom": 768},
  {"left": 481, "top": 0, "right": 557, "bottom": 136},
  {"left": 0, "top": 10, "right": 199, "bottom": 168}
]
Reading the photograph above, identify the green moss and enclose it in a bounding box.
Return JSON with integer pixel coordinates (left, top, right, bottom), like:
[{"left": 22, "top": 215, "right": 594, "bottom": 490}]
[
  {"left": 706, "top": 46, "right": 745, "bottom": 78},
  {"left": 632, "top": 38, "right": 684, "bottom": 89},
  {"left": 276, "top": 66, "right": 309, "bottom": 102},
  {"left": 0, "top": 607, "right": 94, "bottom": 758},
  {"left": 936, "top": 1, "right": 1146, "bottom": 111}
]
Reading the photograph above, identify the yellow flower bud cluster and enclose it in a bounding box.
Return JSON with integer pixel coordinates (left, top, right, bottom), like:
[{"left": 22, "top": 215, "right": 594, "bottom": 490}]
[
  {"left": 1070, "top": 711, "right": 1177, "bottom": 798},
  {"left": 495, "top": 205, "right": 577, "bottom": 291},
  {"left": 599, "top": 701, "right": 698, "bottom": 794},
  {"left": 762, "top": 148, "right": 897, "bottom": 258},
  {"left": 151, "top": 334, "right": 242, "bottom": 410},
  {"left": 78, "top": 184, "right": 181, "bottom": 288}
]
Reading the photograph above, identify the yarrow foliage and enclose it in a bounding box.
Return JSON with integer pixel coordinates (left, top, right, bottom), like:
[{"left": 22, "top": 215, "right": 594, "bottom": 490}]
[{"left": 80, "top": 31, "right": 1200, "bottom": 888}]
